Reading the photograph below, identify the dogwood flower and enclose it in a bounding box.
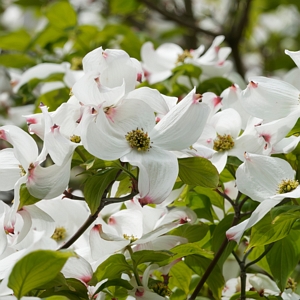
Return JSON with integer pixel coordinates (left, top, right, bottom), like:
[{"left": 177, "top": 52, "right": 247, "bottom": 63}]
[
  {"left": 0, "top": 125, "right": 71, "bottom": 225},
  {"left": 80, "top": 88, "right": 210, "bottom": 204},
  {"left": 226, "top": 152, "right": 300, "bottom": 242}
]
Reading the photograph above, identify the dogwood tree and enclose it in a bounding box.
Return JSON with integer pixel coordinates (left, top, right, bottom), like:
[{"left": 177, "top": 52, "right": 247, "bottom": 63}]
[{"left": 1, "top": 1, "right": 300, "bottom": 300}]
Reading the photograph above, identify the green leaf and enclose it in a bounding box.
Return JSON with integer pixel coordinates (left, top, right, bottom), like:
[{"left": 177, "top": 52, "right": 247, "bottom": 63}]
[
  {"left": 169, "top": 223, "right": 210, "bottom": 243},
  {"left": 197, "top": 77, "right": 232, "bottom": 94},
  {"left": 46, "top": 2, "right": 77, "bottom": 30},
  {"left": 211, "top": 214, "right": 236, "bottom": 267},
  {"left": 189, "top": 192, "right": 214, "bottom": 222},
  {"left": 0, "top": 29, "right": 31, "bottom": 51},
  {"left": 43, "top": 296, "right": 70, "bottom": 300},
  {"left": 178, "top": 157, "right": 219, "bottom": 188},
  {"left": 94, "top": 278, "right": 133, "bottom": 295},
  {"left": 248, "top": 210, "right": 300, "bottom": 249},
  {"left": 266, "top": 230, "right": 300, "bottom": 291},
  {"left": 110, "top": 0, "right": 140, "bottom": 14},
  {"left": 131, "top": 250, "right": 173, "bottom": 266},
  {"left": 172, "top": 64, "right": 202, "bottom": 79},
  {"left": 84, "top": 168, "right": 120, "bottom": 214},
  {"left": 115, "top": 175, "right": 132, "bottom": 197},
  {"left": 194, "top": 186, "right": 224, "bottom": 209},
  {"left": 19, "top": 184, "right": 41, "bottom": 209},
  {"left": 89, "top": 254, "right": 132, "bottom": 286},
  {"left": 169, "top": 261, "right": 193, "bottom": 296},
  {"left": 159, "top": 243, "right": 213, "bottom": 266},
  {"left": 8, "top": 250, "right": 75, "bottom": 299},
  {"left": 0, "top": 53, "right": 35, "bottom": 68},
  {"left": 185, "top": 256, "right": 224, "bottom": 299},
  {"left": 37, "top": 88, "right": 70, "bottom": 112},
  {"left": 247, "top": 245, "right": 272, "bottom": 274}
]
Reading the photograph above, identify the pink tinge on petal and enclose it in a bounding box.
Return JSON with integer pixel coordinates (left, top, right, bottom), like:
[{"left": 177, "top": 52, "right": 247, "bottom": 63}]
[
  {"left": 51, "top": 124, "right": 60, "bottom": 133},
  {"left": 135, "top": 288, "right": 144, "bottom": 297},
  {"left": 26, "top": 117, "right": 37, "bottom": 125},
  {"left": 105, "top": 107, "right": 116, "bottom": 122},
  {"left": 218, "top": 61, "right": 224, "bottom": 66},
  {"left": 137, "top": 73, "right": 143, "bottom": 83},
  {"left": 249, "top": 81, "right": 258, "bottom": 88},
  {"left": 102, "top": 51, "right": 108, "bottom": 59},
  {"left": 92, "top": 224, "right": 101, "bottom": 232},
  {"left": 213, "top": 96, "right": 222, "bottom": 107},
  {"left": 0, "top": 129, "right": 7, "bottom": 140},
  {"left": 108, "top": 216, "right": 116, "bottom": 225},
  {"left": 230, "top": 84, "right": 237, "bottom": 91},
  {"left": 215, "top": 46, "right": 220, "bottom": 53},
  {"left": 80, "top": 275, "right": 92, "bottom": 284},
  {"left": 139, "top": 196, "right": 153, "bottom": 206},
  {"left": 243, "top": 152, "right": 251, "bottom": 161},
  {"left": 27, "top": 162, "right": 37, "bottom": 183},
  {"left": 193, "top": 93, "right": 202, "bottom": 104},
  {"left": 179, "top": 217, "right": 188, "bottom": 224}
]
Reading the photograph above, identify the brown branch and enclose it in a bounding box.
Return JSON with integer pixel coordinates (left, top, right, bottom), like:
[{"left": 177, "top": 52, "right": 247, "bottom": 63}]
[
  {"left": 224, "top": 0, "right": 253, "bottom": 78},
  {"left": 138, "top": 0, "right": 221, "bottom": 37}
]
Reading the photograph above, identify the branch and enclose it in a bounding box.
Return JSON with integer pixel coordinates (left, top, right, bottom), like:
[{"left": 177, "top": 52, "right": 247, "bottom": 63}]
[
  {"left": 58, "top": 193, "right": 137, "bottom": 250},
  {"left": 138, "top": 0, "right": 221, "bottom": 37}
]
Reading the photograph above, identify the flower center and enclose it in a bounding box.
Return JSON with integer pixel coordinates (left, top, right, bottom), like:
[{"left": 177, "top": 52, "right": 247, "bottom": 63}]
[
  {"left": 150, "top": 282, "right": 172, "bottom": 297},
  {"left": 51, "top": 227, "right": 67, "bottom": 241},
  {"left": 213, "top": 134, "right": 235, "bottom": 151},
  {"left": 123, "top": 233, "right": 138, "bottom": 243},
  {"left": 19, "top": 165, "right": 26, "bottom": 177},
  {"left": 277, "top": 179, "right": 299, "bottom": 194},
  {"left": 286, "top": 278, "right": 297, "bottom": 292},
  {"left": 176, "top": 50, "right": 193, "bottom": 64},
  {"left": 125, "top": 128, "right": 151, "bottom": 151},
  {"left": 70, "top": 135, "right": 81, "bottom": 143}
]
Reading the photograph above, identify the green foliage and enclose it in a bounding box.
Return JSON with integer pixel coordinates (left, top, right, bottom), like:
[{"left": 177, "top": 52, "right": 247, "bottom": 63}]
[
  {"left": 185, "top": 255, "right": 224, "bottom": 299},
  {"left": 8, "top": 250, "right": 75, "bottom": 299},
  {"left": 19, "top": 183, "right": 41, "bottom": 209},
  {"left": 89, "top": 254, "right": 132, "bottom": 286},
  {"left": 178, "top": 157, "right": 219, "bottom": 188},
  {"left": 46, "top": 2, "right": 77, "bottom": 31},
  {"left": 131, "top": 249, "right": 174, "bottom": 265},
  {"left": 84, "top": 168, "right": 120, "bottom": 214},
  {"left": 169, "top": 223, "right": 210, "bottom": 243},
  {"left": 248, "top": 209, "right": 300, "bottom": 249},
  {"left": 0, "top": 29, "right": 31, "bottom": 51},
  {"left": 197, "top": 77, "right": 232, "bottom": 95}
]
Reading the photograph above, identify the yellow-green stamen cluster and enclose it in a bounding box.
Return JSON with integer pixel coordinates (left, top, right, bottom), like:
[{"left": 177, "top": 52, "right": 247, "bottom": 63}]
[
  {"left": 123, "top": 233, "right": 138, "bottom": 243},
  {"left": 51, "top": 227, "right": 67, "bottom": 241},
  {"left": 19, "top": 165, "right": 26, "bottom": 177},
  {"left": 286, "top": 278, "right": 297, "bottom": 292},
  {"left": 70, "top": 135, "right": 81, "bottom": 143},
  {"left": 176, "top": 50, "right": 193, "bottom": 64},
  {"left": 213, "top": 133, "right": 235, "bottom": 152},
  {"left": 277, "top": 179, "right": 299, "bottom": 194},
  {"left": 125, "top": 128, "right": 151, "bottom": 151},
  {"left": 150, "top": 282, "right": 172, "bottom": 297}
]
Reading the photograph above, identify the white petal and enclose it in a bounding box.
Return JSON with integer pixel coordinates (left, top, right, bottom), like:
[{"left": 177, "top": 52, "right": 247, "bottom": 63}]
[
  {"left": 285, "top": 49, "right": 300, "bottom": 69},
  {"left": 26, "top": 157, "right": 71, "bottom": 199},
  {"left": 210, "top": 151, "right": 227, "bottom": 174},
  {"left": 0, "top": 125, "right": 38, "bottom": 170},
  {"left": 236, "top": 153, "right": 295, "bottom": 202},
  {"left": 72, "top": 72, "right": 102, "bottom": 106},
  {"left": 242, "top": 77, "right": 300, "bottom": 121},
  {"left": 13, "top": 63, "right": 66, "bottom": 92},
  {"left": 80, "top": 107, "right": 130, "bottom": 161},
  {"left": 122, "top": 147, "right": 178, "bottom": 204},
  {"left": 210, "top": 108, "right": 242, "bottom": 139},
  {"left": 127, "top": 87, "right": 170, "bottom": 116},
  {"left": 151, "top": 89, "right": 210, "bottom": 150},
  {"left": 0, "top": 149, "right": 21, "bottom": 191}
]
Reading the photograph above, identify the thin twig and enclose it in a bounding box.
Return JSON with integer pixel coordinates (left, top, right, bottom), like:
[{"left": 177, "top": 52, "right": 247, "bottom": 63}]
[{"left": 138, "top": 0, "right": 221, "bottom": 37}]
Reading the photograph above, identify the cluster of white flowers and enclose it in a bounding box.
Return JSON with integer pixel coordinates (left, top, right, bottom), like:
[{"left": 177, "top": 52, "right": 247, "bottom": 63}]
[{"left": 0, "top": 36, "right": 300, "bottom": 299}]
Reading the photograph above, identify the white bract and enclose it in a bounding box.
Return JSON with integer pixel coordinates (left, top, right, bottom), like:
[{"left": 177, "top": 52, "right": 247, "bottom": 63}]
[{"left": 226, "top": 152, "right": 300, "bottom": 242}]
